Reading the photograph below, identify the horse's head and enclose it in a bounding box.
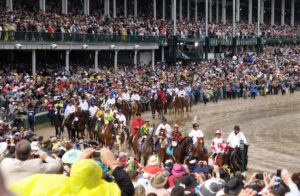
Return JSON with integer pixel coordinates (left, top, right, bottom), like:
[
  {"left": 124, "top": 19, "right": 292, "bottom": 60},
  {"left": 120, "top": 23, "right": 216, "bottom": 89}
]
[
  {"left": 158, "top": 128, "right": 166, "bottom": 139},
  {"left": 197, "top": 137, "right": 204, "bottom": 147}
]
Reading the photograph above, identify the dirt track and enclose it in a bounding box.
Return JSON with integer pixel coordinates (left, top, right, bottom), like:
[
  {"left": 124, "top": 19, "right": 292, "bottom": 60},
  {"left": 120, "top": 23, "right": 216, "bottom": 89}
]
[{"left": 36, "top": 92, "right": 300, "bottom": 174}]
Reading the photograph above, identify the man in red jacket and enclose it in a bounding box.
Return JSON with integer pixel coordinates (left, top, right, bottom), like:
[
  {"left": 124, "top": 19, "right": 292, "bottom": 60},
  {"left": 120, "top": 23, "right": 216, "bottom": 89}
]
[
  {"left": 130, "top": 113, "right": 145, "bottom": 144},
  {"left": 157, "top": 88, "right": 167, "bottom": 104}
]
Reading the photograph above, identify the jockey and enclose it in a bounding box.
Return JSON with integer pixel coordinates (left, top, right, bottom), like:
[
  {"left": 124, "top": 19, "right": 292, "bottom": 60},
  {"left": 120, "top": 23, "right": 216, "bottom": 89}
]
[
  {"left": 130, "top": 112, "right": 145, "bottom": 144},
  {"left": 79, "top": 97, "right": 89, "bottom": 111},
  {"left": 227, "top": 125, "right": 247, "bottom": 148},
  {"left": 157, "top": 87, "right": 167, "bottom": 104},
  {"left": 170, "top": 124, "right": 183, "bottom": 149},
  {"left": 88, "top": 101, "right": 99, "bottom": 118},
  {"left": 104, "top": 108, "right": 114, "bottom": 125},
  {"left": 138, "top": 119, "right": 151, "bottom": 147},
  {"left": 54, "top": 98, "right": 63, "bottom": 114},
  {"left": 95, "top": 105, "right": 105, "bottom": 120},
  {"left": 211, "top": 130, "right": 228, "bottom": 159}
]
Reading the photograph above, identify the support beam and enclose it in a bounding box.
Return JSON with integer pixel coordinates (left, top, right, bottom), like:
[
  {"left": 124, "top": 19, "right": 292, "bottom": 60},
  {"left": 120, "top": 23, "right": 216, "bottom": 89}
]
[
  {"left": 216, "top": 0, "right": 219, "bottom": 23},
  {"left": 95, "top": 51, "right": 99, "bottom": 71},
  {"left": 179, "top": 0, "right": 182, "bottom": 21},
  {"left": 124, "top": 0, "right": 127, "bottom": 18},
  {"left": 134, "top": 50, "right": 138, "bottom": 67},
  {"left": 152, "top": 50, "right": 155, "bottom": 71},
  {"left": 162, "top": 0, "right": 165, "bottom": 20},
  {"left": 107, "top": 0, "right": 110, "bottom": 18},
  {"left": 153, "top": 0, "right": 156, "bottom": 19},
  {"left": 291, "top": 0, "right": 294, "bottom": 26},
  {"left": 65, "top": 50, "right": 70, "bottom": 71},
  {"left": 232, "top": 0, "right": 235, "bottom": 37},
  {"left": 222, "top": 0, "right": 226, "bottom": 24},
  {"left": 248, "top": 0, "right": 252, "bottom": 24},
  {"left": 134, "top": 0, "right": 137, "bottom": 17},
  {"left": 260, "top": 0, "right": 264, "bottom": 23},
  {"left": 113, "top": 0, "right": 116, "bottom": 18},
  {"left": 236, "top": 0, "right": 240, "bottom": 22},
  {"left": 271, "top": 0, "right": 275, "bottom": 25},
  {"left": 104, "top": 0, "right": 107, "bottom": 16},
  {"left": 161, "top": 47, "right": 165, "bottom": 62},
  {"left": 84, "top": 0, "right": 90, "bottom": 15},
  {"left": 6, "top": 0, "right": 12, "bottom": 11},
  {"left": 209, "top": 0, "right": 212, "bottom": 23},
  {"left": 114, "top": 50, "right": 118, "bottom": 71},
  {"left": 195, "top": 0, "right": 198, "bottom": 22},
  {"left": 281, "top": 0, "right": 285, "bottom": 26},
  {"left": 171, "top": 0, "right": 174, "bottom": 20},
  {"left": 257, "top": 0, "right": 260, "bottom": 36},
  {"left": 62, "top": 0, "right": 67, "bottom": 14},
  {"left": 187, "top": 0, "right": 190, "bottom": 21},
  {"left": 39, "top": 0, "right": 45, "bottom": 12},
  {"left": 173, "top": 0, "right": 176, "bottom": 34},
  {"left": 32, "top": 50, "right": 36, "bottom": 76}
]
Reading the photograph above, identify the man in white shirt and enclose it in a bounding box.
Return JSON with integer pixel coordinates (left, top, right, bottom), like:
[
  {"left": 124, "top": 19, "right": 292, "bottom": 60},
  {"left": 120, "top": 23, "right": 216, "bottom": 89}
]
[
  {"left": 131, "top": 91, "right": 141, "bottom": 102},
  {"left": 155, "top": 118, "right": 172, "bottom": 139},
  {"left": 88, "top": 102, "right": 99, "bottom": 118},
  {"left": 64, "top": 101, "right": 75, "bottom": 118},
  {"left": 79, "top": 97, "right": 89, "bottom": 111},
  {"left": 116, "top": 111, "right": 127, "bottom": 126},
  {"left": 121, "top": 89, "right": 131, "bottom": 102},
  {"left": 227, "top": 125, "right": 247, "bottom": 148},
  {"left": 177, "top": 85, "right": 187, "bottom": 98},
  {"left": 105, "top": 94, "right": 116, "bottom": 108},
  {"left": 188, "top": 123, "right": 204, "bottom": 145}
]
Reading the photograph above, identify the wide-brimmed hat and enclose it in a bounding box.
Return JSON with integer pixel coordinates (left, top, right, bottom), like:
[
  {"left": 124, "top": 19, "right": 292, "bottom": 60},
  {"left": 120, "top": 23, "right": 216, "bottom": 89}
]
[
  {"left": 172, "top": 163, "right": 185, "bottom": 177},
  {"left": 147, "top": 155, "right": 159, "bottom": 166},
  {"left": 62, "top": 149, "right": 82, "bottom": 164},
  {"left": 198, "top": 178, "right": 226, "bottom": 196},
  {"left": 150, "top": 171, "right": 169, "bottom": 189},
  {"left": 0, "top": 142, "right": 8, "bottom": 154}
]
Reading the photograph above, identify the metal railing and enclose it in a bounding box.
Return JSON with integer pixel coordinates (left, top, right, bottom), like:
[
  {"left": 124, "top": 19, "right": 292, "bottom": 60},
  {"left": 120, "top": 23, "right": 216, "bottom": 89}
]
[{"left": 0, "top": 31, "right": 300, "bottom": 46}]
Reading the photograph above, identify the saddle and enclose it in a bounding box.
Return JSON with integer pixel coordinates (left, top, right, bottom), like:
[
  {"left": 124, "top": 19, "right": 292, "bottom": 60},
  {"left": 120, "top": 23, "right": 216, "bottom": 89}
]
[{"left": 138, "top": 136, "right": 147, "bottom": 150}]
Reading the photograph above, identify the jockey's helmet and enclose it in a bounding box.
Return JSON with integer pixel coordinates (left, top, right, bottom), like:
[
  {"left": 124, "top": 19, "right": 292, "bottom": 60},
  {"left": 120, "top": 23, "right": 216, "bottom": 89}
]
[
  {"left": 173, "top": 124, "right": 179, "bottom": 128},
  {"left": 216, "top": 130, "right": 221, "bottom": 135}
]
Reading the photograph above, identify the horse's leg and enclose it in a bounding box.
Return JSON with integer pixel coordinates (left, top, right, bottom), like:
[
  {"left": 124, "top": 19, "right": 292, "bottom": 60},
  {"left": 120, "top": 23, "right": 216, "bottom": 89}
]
[{"left": 55, "top": 126, "right": 58, "bottom": 138}]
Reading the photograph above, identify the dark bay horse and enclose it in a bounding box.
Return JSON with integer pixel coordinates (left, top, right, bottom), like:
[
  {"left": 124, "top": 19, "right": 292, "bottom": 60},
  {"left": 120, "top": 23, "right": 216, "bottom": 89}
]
[
  {"left": 150, "top": 96, "right": 165, "bottom": 119},
  {"left": 165, "top": 94, "right": 174, "bottom": 114},
  {"left": 228, "top": 145, "right": 249, "bottom": 173},
  {"left": 174, "top": 96, "right": 189, "bottom": 119},
  {"left": 53, "top": 107, "right": 64, "bottom": 138},
  {"left": 118, "top": 100, "right": 131, "bottom": 125},
  {"left": 88, "top": 116, "right": 97, "bottom": 140}
]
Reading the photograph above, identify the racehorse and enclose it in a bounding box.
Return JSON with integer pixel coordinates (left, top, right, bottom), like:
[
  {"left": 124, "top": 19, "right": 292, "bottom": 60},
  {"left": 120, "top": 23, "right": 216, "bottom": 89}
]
[
  {"left": 132, "top": 101, "right": 141, "bottom": 119},
  {"left": 63, "top": 113, "right": 76, "bottom": 141},
  {"left": 158, "top": 129, "right": 168, "bottom": 163},
  {"left": 118, "top": 100, "right": 131, "bottom": 125},
  {"left": 165, "top": 94, "right": 174, "bottom": 114},
  {"left": 193, "top": 137, "right": 209, "bottom": 162},
  {"left": 173, "top": 137, "right": 193, "bottom": 163},
  {"left": 132, "top": 127, "right": 154, "bottom": 166},
  {"left": 174, "top": 96, "right": 189, "bottom": 119},
  {"left": 53, "top": 107, "right": 64, "bottom": 138},
  {"left": 150, "top": 96, "right": 165, "bottom": 119},
  {"left": 101, "top": 121, "right": 116, "bottom": 147},
  {"left": 228, "top": 145, "right": 249, "bottom": 173},
  {"left": 116, "top": 122, "right": 130, "bottom": 152},
  {"left": 73, "top": 112, "right": 88, "bottom": 139}
]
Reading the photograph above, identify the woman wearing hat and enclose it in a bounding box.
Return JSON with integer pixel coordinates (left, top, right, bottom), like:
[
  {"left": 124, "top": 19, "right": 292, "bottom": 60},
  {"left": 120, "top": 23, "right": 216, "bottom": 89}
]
[{"left": 149, "top": 171, "right": 170, "bottom": 196}]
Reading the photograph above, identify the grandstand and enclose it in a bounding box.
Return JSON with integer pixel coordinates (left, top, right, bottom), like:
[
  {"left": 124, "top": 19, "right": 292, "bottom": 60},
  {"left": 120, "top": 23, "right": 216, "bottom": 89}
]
[{"left": 0, "top": 0, "right": 299, "bottom": 75}]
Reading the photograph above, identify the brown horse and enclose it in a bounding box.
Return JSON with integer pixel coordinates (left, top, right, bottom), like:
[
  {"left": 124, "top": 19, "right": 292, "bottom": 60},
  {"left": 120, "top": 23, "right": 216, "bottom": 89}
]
[
  {"left": 165, "top": 94, "right": 174, "bottom": 114},
  {"left": 53, "top": 107, "right": 64, "bottom": 138},
  {"left": 158, "top": 129, "right": 168, "bottom": 163},
  {"left": 87, "top": 116, "right": 97, "bottom": 140},
  {"left": 173, "top": 137, "right": 193, "bottom": 163},
  {"left": 116, "top": 122, "right": 129, "bottom": 152},
  {"left": 101, "top": 121, "right": 116, "bottom": 147},
  {"left": 150, "top": 96, "right": 165, "bottom": 119},
  {"left": 174, "top": 96, "right": 189, "bottom": 119},
  {"left": 215, "top": 153, "right": 227, "bottom": 167},
  {"left": 227, "top": 145, "right": 249, "bottom": 173},
  {"left": 132, "top": 127, "right": 154, "bottom": 166},
  {"left": 193, "top": 137, "right": 208, "bottom": 162},
  {"left": 132, "top": 101, "right": 141, "bottom": 119},
  {"left": 119, "top": 100, "right": 131, "bottom": 125}
]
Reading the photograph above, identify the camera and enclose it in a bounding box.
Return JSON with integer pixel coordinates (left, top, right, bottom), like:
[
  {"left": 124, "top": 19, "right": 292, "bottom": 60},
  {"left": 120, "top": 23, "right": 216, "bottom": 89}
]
[
  {"left": 92, "top": 151, "right": 101, "bottom": 158},
  {"left": 256, "top": 173, "right": 263, "bottom": 180}
]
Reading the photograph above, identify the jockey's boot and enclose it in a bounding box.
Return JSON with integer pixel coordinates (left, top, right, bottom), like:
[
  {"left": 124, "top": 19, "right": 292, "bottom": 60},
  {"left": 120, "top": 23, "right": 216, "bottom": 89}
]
[
  {"left": 112, "top": 128, "right": 116, "bottom": 137},
  {"left": 129, "top": 136, "right": 133, "bottom": 145}
]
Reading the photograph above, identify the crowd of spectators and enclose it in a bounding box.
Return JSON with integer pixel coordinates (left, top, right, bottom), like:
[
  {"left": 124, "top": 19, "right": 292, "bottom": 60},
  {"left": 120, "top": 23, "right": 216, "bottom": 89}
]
[{"left": 1, "top": 8, "right": 300, "bottom": 40}]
